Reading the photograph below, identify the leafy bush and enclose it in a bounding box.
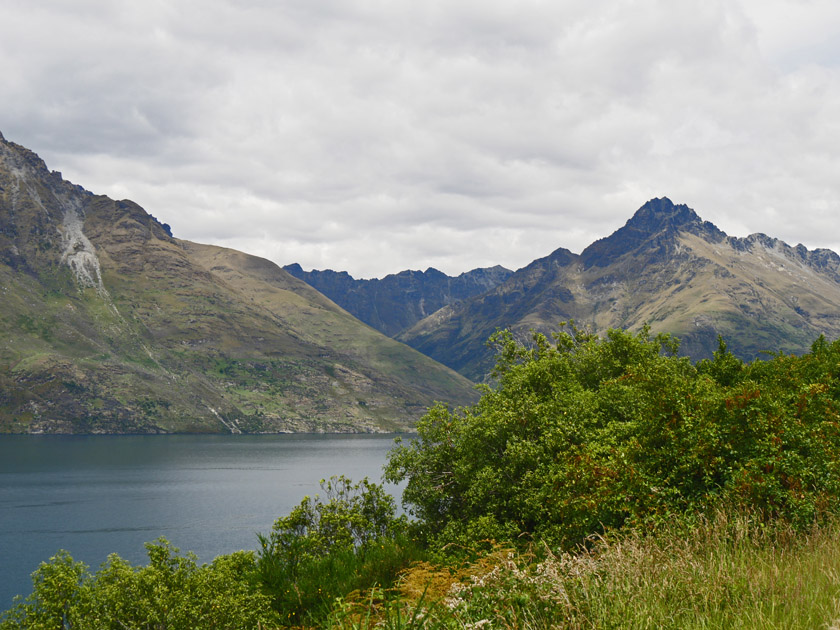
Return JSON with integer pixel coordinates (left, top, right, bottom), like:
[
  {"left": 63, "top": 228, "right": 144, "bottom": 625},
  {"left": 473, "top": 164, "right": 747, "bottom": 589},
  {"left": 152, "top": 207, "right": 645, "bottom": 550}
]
[
  {"left": 385, "top": 325, "right": 840, "bottom": 550},
  {"left": 256, "top": 475, "right": 421, "bottom": 625},
  {"left": 0, "top": 539, "right": 277, "bottom": 630}
]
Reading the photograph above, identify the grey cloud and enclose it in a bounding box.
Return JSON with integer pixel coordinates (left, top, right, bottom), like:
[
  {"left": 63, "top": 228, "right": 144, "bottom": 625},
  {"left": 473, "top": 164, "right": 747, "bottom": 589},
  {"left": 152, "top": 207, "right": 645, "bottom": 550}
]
[{"left": 2, "top": 0, "right": 840, "bottom": 278}]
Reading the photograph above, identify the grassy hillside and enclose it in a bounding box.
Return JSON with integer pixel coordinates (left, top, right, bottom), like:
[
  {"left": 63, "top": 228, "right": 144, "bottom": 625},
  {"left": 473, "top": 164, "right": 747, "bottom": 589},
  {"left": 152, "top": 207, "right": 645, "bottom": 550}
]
[
  {"left": 309, "top": 512, "right": 840, "bottom": 630},
  {"left": 0, "top": 133, "right": 477, "bottom": 434}
]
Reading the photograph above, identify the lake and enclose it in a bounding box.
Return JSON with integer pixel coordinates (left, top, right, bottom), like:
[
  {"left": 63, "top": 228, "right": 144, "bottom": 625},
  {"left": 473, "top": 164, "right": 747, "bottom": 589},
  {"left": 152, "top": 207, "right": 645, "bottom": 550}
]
[{"left": 0, "top": 433, "right": 404, "bottom": 611}]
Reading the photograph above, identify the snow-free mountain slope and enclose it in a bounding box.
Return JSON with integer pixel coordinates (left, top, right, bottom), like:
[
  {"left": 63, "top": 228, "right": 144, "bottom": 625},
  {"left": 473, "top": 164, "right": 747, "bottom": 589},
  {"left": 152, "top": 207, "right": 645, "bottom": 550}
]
[
  {"left": 0, "top": 132, "right": 476, "bottom": 434},
  {"left": 398, "top": 198, "right": 840, "bottom": 380}
]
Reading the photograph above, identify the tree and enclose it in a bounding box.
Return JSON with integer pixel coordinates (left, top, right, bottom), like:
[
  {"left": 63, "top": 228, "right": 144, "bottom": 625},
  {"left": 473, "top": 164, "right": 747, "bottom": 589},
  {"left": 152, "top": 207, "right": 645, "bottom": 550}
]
[{"left": 256, "top": 475, "right": 411, "bottom": 624}]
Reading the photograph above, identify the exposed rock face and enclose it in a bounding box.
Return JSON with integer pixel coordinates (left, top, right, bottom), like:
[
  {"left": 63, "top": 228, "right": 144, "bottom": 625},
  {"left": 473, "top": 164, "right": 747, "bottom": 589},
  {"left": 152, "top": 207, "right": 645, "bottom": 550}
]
[
  {"left": 580, "top": 198, "right": 727, "bottom": 268},
  {"left": 398, "top": 197, "right": 840, "bottom": 380},
  {"left": 283, "top": 263, "right": 513, "bottom": 337},
  {"left": 0, "top": 133, "right": 476, "bottom": 434},
  {"left": 59, "top": 200, "right": 107, "bottom": 295}
]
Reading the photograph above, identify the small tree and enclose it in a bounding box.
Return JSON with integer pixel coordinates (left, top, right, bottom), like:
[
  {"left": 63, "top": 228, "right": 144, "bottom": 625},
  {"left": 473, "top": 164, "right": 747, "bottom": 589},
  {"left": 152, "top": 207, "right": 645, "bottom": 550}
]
[{"left": 256, "top": 475, "right": 409, "bottom": 624}]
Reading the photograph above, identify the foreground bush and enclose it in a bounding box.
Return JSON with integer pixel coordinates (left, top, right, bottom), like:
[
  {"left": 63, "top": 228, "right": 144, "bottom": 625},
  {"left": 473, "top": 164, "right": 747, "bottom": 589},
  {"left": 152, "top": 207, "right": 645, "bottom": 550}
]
[
  {"left": 256, "top": 475, "right": 424, "bottom": 626},
  {"left": 386, "top": 326, "right": 840, "bottom": 549},
  {"left": 0, "top": 539, "right": 277, "bottom": 630}
]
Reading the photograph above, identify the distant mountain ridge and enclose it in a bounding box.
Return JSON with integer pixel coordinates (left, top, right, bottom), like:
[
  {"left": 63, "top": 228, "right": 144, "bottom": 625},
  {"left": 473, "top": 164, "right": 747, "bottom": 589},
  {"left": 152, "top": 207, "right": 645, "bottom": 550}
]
[
  {"left": 0, "top": 132, "right": 476, "bottom": 434},
  {"left": 7, "top": 127, "right": 838, "bottom": 428},
  {"left": 283, "top": 264, "right": 513, "bottom": 337},
  {"left": 397, "top": 198, "right": 840, "bottom": 380}
]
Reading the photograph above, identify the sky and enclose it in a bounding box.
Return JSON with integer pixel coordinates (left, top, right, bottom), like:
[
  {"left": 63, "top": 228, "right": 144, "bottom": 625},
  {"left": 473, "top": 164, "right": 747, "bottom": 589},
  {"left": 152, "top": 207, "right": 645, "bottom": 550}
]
[{"left": 2, "top": 0, "right": 840, "bottom": 279}]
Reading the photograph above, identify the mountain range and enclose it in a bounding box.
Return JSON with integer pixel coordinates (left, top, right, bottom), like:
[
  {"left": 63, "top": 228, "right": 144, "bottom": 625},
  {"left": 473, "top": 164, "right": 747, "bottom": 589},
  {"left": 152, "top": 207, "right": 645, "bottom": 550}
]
[
  {"left": 283, "top": 264, "right": 513, "bottom": 337},
  {"left": 6, "top": 129, "right": 840, "bottom": 434},
  {"left": 290, "top": 198, "right": 840, "bottom": 381},
  {"left": 398, "top": 198, "right": 840, "bottom": 379},
  {"left": 0, "top": 132, "right": 476, "bottom": 434}
]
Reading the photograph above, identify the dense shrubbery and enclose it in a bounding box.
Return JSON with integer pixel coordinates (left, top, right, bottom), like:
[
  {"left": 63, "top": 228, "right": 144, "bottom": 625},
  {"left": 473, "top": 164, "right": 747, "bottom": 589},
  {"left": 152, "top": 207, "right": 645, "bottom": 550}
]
[
  {"left": 255, "top": 475, "right": 424, "bottom": 625},
  {"left": 386, "top": 325, "right": 840, "bottom": 549},
  {"left": 1, "top": 477, "right": 421, "bottom": 630},
  {"left": 0, "top": 539, "right": 277, "bottom": 629},
  {"left": 7, "top": 325, "right": 840, "bottom": 628}
]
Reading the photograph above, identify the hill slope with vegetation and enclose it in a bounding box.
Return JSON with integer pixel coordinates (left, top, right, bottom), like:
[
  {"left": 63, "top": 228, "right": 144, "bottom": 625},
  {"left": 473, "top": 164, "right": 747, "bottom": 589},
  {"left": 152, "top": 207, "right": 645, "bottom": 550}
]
[
  {"left": 0, "top": 132, "right": 476, "bottom": 434},
  {"left": 6, "top": 326, "right": 840, "bottom": 628}
]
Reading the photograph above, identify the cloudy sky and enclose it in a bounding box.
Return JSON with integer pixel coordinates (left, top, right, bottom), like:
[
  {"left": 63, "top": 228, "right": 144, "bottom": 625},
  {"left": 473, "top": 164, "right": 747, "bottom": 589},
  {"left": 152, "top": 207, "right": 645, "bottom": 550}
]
[{"left": 2, "top": 0, "right": 839, "bottom": 278}]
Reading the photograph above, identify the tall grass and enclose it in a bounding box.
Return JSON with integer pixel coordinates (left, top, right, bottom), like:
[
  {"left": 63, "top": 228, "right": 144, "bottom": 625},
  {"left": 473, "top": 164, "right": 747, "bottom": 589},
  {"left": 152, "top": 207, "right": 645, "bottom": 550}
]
[
  {"left": 327, "top": 510, "right": 840, "bottom": 629},
  {"left": 563, "top": 510, "right": 840, "bottom": 629}
]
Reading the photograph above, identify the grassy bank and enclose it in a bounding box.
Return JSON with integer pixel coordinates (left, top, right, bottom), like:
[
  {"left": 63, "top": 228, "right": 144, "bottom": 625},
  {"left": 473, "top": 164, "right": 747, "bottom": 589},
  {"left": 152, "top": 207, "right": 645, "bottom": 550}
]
[{"left": 332, "top": 510, "right": 840, "bottom": 629}]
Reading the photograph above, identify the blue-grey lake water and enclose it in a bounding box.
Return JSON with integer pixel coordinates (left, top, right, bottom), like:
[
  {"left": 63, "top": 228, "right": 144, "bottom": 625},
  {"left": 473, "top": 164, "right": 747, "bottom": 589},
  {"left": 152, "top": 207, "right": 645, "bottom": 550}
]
[{"left": 0, "top": 433, "right": 403, "bottom": 611}]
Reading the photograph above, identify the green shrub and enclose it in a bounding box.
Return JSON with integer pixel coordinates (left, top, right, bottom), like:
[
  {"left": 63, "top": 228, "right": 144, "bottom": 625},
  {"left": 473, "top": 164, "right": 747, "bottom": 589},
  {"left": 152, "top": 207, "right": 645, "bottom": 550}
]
[
  {"left": 0, "top": 539, "right": 277, "bottom": 630},
  {"left": 385, "top": 325, "right": 840, "bottom": 550},
  {"left": 256, "top": 475, "right": 422, "bottom": 625}
]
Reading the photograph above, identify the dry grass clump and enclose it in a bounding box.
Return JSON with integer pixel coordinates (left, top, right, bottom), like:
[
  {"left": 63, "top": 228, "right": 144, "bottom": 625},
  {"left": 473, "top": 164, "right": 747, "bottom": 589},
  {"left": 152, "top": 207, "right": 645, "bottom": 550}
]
[
  {"left": 564, "top": 510, "right": 840, "bottom": 629},
  {"left": 327, "top": 510, "right": 840, "bottom": 630}
]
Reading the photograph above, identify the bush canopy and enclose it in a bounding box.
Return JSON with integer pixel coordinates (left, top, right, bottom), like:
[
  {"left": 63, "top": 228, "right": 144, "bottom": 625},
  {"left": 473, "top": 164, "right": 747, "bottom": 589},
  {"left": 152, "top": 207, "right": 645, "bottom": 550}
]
[{"left": 385, "top": 325, "right": 840, "bottom": 549}]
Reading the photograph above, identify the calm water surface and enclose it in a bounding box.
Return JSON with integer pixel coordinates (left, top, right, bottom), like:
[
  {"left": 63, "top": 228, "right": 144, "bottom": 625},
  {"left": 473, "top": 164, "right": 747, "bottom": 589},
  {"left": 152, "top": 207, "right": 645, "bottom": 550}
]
[{"left": 0, "top": 434, "right": 403, "bottom": 611}]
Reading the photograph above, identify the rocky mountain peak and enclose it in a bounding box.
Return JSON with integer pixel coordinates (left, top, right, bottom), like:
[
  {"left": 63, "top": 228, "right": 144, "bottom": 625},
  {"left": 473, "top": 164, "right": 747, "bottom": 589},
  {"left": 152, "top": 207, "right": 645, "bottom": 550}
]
[
  {"left": 423, "top": 267, "right": 448, "bottom": 279},
  {"left": 580, "top": 197, "right": 726, "bottom": 268},
  {"left": 625, "top": 197, "right": 700, "bottom": 231},
  {"left": 283, "top": 262, "right": 305, "bottom": 275}
]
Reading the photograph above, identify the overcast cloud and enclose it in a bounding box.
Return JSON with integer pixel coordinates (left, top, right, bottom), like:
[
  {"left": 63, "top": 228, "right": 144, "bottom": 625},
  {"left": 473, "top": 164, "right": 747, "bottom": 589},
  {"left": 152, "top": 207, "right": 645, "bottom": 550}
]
[{"left": 2, "top": 0, "right": 839, "bottom": 278}]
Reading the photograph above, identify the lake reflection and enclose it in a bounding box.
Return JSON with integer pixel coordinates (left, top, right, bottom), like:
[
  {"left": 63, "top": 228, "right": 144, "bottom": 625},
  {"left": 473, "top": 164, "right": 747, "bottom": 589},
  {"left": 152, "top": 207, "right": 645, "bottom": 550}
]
[{"left": 0, "top": 434, "right": 403, "bottom": 610}]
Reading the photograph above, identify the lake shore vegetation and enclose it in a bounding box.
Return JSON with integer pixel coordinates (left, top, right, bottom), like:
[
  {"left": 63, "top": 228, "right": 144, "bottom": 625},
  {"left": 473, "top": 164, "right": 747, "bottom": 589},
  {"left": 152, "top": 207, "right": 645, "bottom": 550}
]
[{"left": 5, "top": 325, "right": 840, "bottom": 628}]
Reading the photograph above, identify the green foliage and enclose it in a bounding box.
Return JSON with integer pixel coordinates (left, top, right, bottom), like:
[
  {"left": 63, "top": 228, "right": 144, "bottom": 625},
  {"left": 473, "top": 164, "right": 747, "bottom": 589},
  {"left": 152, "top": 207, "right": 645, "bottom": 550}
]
[
  {"left": 0, "top": 539, "right": 277, "bottom": 630},
  {"left": 0, "top": 550, "right": 87, "bottom": 630},
  {"left": 385, "top": 324, "right": 840, "bottom": 550},
  {"left": 256, "top": 475, "right": 421, "bottom": 626},
  {"left": 259, "top": 475, "right": 402, "bottom": 570},
  {"left": 10, "top": 326, "right": 840, "bottom": 628}
]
